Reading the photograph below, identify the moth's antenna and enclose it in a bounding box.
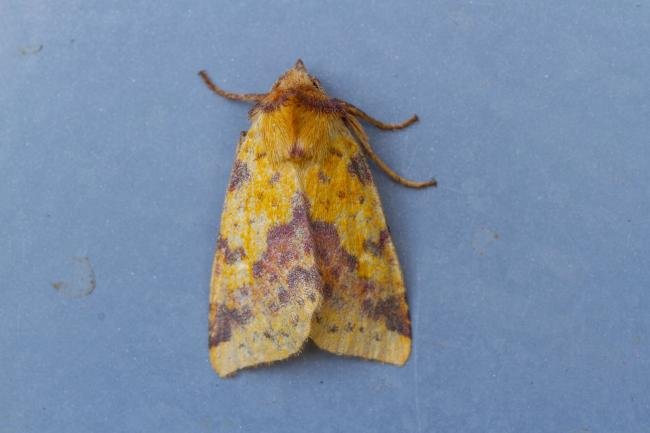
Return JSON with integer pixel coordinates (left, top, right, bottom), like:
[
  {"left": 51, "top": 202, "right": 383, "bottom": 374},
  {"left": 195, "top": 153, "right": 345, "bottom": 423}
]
[{"left": 199, "top": 70, "right": 266, "bottom": 103}]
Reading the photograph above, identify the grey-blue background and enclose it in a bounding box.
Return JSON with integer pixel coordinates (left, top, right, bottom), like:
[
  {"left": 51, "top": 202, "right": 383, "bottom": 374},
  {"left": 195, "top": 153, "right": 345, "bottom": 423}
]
[{"left": 2, "top": 1, "right": 649, "bottom": 432}]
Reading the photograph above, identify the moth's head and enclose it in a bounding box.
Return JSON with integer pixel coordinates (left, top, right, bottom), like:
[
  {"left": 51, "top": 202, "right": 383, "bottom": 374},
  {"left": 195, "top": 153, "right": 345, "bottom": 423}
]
[{"left": 271, "top": 59, "right": 325, "bottom": 94}]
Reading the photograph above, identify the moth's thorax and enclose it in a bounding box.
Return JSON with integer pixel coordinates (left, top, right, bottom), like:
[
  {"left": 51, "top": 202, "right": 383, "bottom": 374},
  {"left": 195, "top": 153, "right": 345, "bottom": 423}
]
[{"left": 250, "top": 95, "right": 345, "bottom": 164}]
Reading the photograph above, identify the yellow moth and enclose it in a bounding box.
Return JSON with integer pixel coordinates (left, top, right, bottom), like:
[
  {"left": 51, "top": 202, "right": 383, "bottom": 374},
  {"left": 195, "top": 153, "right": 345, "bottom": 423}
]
[{"left": 200, "top": 60, "right": 436, "bottom": 377}]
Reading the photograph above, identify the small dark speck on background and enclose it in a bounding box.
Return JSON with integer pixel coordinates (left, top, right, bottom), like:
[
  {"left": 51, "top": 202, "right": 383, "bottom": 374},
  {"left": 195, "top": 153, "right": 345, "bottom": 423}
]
[{"left": 472, "top": 227, "right": 500, "bottom": 256}]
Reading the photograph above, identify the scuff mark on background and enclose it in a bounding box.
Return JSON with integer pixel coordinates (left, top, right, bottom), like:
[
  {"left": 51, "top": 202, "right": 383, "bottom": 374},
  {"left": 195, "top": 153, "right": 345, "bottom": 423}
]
[
  {"left": 51, "top": 256, "right": 96, "bottom": 298},
  {"left": 472, "top": 227, "right": 500, "bottom": 256},
  {"left": 20, "top": 44, "right": 43, "bottom": 55}
]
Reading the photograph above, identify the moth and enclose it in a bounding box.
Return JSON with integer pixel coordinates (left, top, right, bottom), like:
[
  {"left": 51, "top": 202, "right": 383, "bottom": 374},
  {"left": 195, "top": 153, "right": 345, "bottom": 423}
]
[{"left": 199, "top": 59, "right": 436, "bottom": 377}]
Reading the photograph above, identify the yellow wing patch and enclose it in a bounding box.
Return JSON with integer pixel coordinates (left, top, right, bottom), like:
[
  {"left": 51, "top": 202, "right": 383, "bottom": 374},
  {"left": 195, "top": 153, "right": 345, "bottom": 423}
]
[
  {"left": 303, "top": 132, "right": 411, "bottom": 365},
  {"left": 209, "top": 131, "right": 322, "bottom": 377}
]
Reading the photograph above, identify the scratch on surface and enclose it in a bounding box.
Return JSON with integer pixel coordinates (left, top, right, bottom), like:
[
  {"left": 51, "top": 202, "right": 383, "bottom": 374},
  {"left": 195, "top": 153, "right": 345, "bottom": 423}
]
[
  {"left": 19, "top": 44, "right": 43, "bottom": 55},
  {"left": 403, "top": 129, "right": 421, "bottom": 179},
  {"left": 438, "top": 185, "right": 464, "bottom": 195},
  {"left": 413, "top": 298, "right": 422, "bottom": 433}
]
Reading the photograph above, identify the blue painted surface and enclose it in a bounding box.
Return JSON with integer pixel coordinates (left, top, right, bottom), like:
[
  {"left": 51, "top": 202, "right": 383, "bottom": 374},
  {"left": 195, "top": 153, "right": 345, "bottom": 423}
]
[{"left": 2, "top": 1, "right": 649, "bottom": 432}]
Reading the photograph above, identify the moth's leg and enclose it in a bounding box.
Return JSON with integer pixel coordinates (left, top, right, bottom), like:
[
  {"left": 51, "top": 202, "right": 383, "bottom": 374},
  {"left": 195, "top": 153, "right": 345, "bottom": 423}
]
[
  {"left": 341, "top": 101, "right": 418, "bottom": 131},
  {"left": 345, "top": 116, "right": 437, "bottom": 189},
  {"left": 198, "top": 70, "right": 266, "bottom": 103}
]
